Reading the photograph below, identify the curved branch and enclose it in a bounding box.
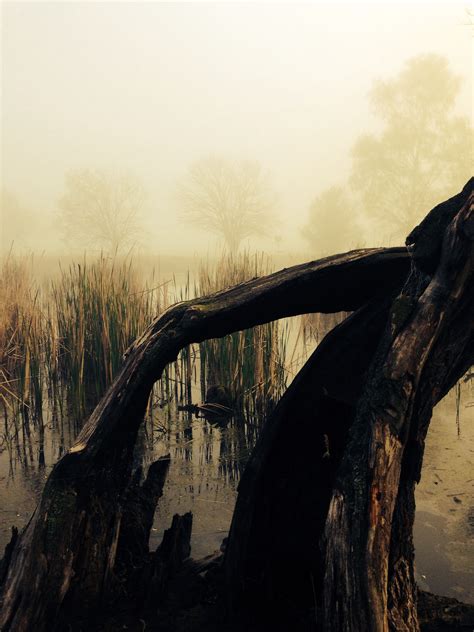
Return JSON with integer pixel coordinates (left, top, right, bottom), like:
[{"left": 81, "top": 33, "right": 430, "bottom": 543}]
[
  {"left": 0, "top": 246, "right": 409, "bottom": 631},
  {"left": 73, "top": 247, "right": 410, "bottom": 459}
]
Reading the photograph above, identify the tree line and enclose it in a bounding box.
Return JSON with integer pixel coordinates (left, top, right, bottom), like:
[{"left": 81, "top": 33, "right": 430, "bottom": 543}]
[{"left": 2, "top": 54, "right": 472, "bottom": 256}]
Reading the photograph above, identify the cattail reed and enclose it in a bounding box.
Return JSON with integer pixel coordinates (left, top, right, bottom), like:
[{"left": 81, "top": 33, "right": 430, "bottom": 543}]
[{"left": 196, "top": 251, "right": 289, "bottom": 419}]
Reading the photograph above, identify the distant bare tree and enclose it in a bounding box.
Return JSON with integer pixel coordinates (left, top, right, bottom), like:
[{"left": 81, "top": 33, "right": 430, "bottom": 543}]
[
  {"left": 58, "top": 169, "right": 145, "bottom": 253},
  {"left": 179, "top": 156, "right": 274, "bottom": 254}
]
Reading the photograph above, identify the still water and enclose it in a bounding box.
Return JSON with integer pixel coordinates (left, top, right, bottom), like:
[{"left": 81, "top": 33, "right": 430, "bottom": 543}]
[{"left": 1, "top": 381, "right": 473, "bottom": 603}]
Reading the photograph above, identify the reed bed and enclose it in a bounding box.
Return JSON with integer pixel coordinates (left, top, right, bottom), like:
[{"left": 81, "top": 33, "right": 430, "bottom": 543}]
[
  {"left": 0, "top": 255, "right": 167, "bottom": 437},
  {"left": 52, "top": 257, "right": 165, "bottom": 419},
  {"left": 0, "top": 256, "right": 43, "bottom": 420},
  {"left": 196, "top": 252, "right": 289, "bottom": 419},
  {"left": 2, "top": 250, "right": 469, "bottom": 476},
  {"left": 0, "top": 255, "right": 48, "bottom": 465},
  {"left": 0, "top": 249, "right": 297, "bottom": 470}
]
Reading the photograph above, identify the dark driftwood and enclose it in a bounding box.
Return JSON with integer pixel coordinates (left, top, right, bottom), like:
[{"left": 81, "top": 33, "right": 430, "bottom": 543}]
[
  {"left": 114, "top": 454, "right": 171, "bottom": 592},
  {"left": 222, "top": 180, "right": 474, "bottom": 632},
  {"left": 0, "top": 247, "right": 409, "bottom": 631},
  {"left": 224, "top": 298, "right": 397, "bottom": 623},
  {"left": 142, "top": 511, "right": 193, "bottom": 613},
  {"left": 321, "top": 185, "right": 473, "bottom": 631},
  {"left": 0, "top": 180, "right": 472, "bottom": 632}
]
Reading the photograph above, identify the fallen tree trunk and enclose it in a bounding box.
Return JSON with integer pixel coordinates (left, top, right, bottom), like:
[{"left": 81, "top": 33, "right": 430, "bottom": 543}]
[
  {"left": 0, "top": 180, "right": 472, "bottom": 632},
  {"left": 223, "top": 297, "right": 397, "bottom": 624},
  {"left": 222, "top": 180, "right": 473, "bottom": 632},
  {"left": 0, "top": 248, "right": 409, "bottom": 631},
  {"left": 321, "top": 184, "right": 473, "bottom": 632}
]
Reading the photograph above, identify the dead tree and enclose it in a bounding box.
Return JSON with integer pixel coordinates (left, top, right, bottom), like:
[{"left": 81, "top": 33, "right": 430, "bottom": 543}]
[
  {"left": 0, "top": 180, "right": 472, "bottom": 632},
  {"left": 224, "top": 179, "right": 474, "bottom": 631}
]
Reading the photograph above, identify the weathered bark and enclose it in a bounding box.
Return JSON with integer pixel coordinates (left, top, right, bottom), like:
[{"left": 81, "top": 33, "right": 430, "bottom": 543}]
[
  {"left": 223, "top": 297, "right": 398, "bottom": 625},
  {"left": 113, "top": 454, "right": 171, "bottom": 592},
  {"left": 141, "top": 511, "right": 193, "bottom": 613},
  {"left": 0, "top": 529, "right": 18, "bottom": 589},
  {"left": 0, "top": 247, "right": 409, "bottom": 631},
  {"left": 321, "top": 184, "right": 473, "bottom": 631},
  {"left": 387, "top": 196, "right": 474, "bottom": 631},
  {"left": 0, "top": 180, "right": 472, "bottom": 632},
  {"left": 222, "top": 180, "right": 474, "bottom": 631}
]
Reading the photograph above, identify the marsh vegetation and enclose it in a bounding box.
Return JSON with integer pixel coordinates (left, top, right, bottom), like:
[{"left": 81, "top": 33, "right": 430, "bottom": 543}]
[
  {"left": 0, "top": 245, "right": 472, "bottom": 611},
  {"left": 0, "top": 251, "right": 302, "bottom": 480},
  {"left": 1, "top": 3, "right": 473, "bottom": 630}
]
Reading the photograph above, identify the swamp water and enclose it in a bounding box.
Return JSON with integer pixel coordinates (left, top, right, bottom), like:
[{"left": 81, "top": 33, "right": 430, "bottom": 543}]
[{"left": 1, "top": 374, "right": 473, "bottom": 603}]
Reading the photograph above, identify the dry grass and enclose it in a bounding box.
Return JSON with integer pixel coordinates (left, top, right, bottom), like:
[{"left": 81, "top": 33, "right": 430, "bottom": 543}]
[{"left": 1, "top": 251, "right": 292, "bottom": 448}]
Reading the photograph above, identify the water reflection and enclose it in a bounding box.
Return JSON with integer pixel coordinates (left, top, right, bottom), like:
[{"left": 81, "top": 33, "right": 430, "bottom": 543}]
[
  {"left": 414, "top": 386, "right": 474, "bottom": 603},
  {"left": 1, "top": 379, "right": 473, "bottom": 602}
]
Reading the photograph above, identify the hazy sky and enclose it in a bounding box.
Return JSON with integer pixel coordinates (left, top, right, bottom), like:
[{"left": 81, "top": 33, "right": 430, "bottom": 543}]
[{"left": 1, "top": 1, "right": 472, "bottom": 255}]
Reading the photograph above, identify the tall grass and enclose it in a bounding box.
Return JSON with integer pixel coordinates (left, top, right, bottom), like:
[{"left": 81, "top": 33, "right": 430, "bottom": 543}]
[
  {"left": 196, "top": 252, "right": 289, "bottom": 418},
  {"left": 52, "top": 257, "right": 163, "bottom": 419},
  {"left": 0, "top": 255, "right": 167, "bottom": 433},
  {"left": 1, "top": 250, "right": 291, "bottom": 455},
  {"left": 0, "top": 256, "right": 42, "bottom": 417},
  {"left": 0, "top": 255, "right": 48, "bottom": 462}
]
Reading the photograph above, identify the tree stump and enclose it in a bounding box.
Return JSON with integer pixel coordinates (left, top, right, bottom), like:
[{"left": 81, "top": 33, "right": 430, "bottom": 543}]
[{"left": 224, "top": 180, "right": 474, "bottom": 632}]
